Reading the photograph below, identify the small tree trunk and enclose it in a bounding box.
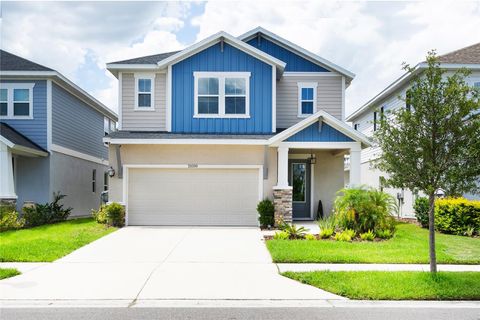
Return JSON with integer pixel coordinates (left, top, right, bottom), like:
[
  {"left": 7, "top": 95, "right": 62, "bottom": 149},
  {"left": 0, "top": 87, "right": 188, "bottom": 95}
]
[{"left": 428, "top": 192, "right": 437, "bottom": 273}]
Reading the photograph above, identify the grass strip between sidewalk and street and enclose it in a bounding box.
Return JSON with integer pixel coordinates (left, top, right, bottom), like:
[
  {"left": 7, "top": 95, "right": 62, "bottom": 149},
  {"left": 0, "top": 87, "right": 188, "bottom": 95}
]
[{"left": 283, "top": 271, "right": 480, "bottom": 300}]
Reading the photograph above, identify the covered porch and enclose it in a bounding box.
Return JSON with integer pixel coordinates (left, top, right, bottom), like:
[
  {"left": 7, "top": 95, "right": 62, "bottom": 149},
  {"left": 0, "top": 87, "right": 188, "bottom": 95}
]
[{"left": 267, "top": 111, "right": 369, "bottom": 225}]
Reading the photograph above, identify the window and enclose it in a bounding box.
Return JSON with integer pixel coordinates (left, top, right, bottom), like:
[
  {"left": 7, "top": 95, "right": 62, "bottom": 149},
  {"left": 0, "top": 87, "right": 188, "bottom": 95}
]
[
  {"left": 354, "top": 123, "right": 359, "bottom": 131},
  {"left": 109, "top": 120, "right": 116, "bottom": 132},
  {"left": 474, "top": 82, "right": 480, "bottom": 89},
  {"left": 92, "top": 169, "right": 96, "bottom": 193},
  {"left": 104, "top": 117, "right": 110, "bottom": 136},
  {"left": 373, "top": 111, "right": 377, "bottom": 131},
  {"left": 103, "top": 171, "right": 108, "bottom": 191},
  {"left": 0, "top": 84, "right": 34, "bottom": 119},
  {"left": 298, "top": 82, "right": 317, "bottom": 117},
  {"left": 0, "top": 89, "right": 7, "bottom": 116},
  {"left": 291, "top": 163, "right": 307, "bottom": 202},
  {"left": 405, "top": 91, "right": 412, "bottom": 111},
  {"left": 194, "top": 72, "right": 250, "bottom": 118},
  {"left": 134, "top": 74, "right": 155, "bottom": 110}
]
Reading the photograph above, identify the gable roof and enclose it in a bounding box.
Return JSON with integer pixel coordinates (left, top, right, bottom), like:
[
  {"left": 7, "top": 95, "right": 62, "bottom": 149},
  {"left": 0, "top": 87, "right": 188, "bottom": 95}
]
[
  {"left": 0, "top": 122, "right": 48, "bottom": 156},
  {"left": 0, "top": 50, "right": 53, "bottom": 72},
  {"left": 268, "top": 110, "right": 371, "bottom": 148},
  {"left": 346, "top": 42, "right": 480, "bottom": 122},
  {"left": 108, "top": 51, "right": 180, "bottom": 65},
  {"left": 238, "top": 27, "right": 355, "bottom": 82},
  {"left": 156, "top": 31, "right": 286, "bottom": 74}
]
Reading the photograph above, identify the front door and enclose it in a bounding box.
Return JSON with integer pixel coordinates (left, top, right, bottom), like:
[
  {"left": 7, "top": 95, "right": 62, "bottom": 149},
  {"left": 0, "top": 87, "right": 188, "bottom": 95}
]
[{"left": 288, "top": 159, "right": 311, "bottom": 220}]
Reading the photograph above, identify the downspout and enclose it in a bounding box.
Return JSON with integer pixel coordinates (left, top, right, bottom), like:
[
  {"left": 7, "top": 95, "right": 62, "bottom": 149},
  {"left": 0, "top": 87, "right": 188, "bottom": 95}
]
[
  {"left": 263, "top": 146, "right": 269, "bottom": 180},
  {"left": 115, "top": 145, "right": 123, "bottom": 179}
]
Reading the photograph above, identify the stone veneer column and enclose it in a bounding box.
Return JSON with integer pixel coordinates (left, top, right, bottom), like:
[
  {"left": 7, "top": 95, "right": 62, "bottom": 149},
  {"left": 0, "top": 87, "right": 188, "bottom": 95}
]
[{"left": 273, "top": 187, "right": 293, "bottom": 226}]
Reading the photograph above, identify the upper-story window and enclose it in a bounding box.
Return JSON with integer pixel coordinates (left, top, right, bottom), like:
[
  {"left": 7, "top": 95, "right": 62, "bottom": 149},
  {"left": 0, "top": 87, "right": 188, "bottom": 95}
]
[
  {"left": 194, "top": 72, "right": 250, "bottom": 118},
  {"left": 134, "top": 74, "right": 155, "bottom": 110},
  {"left": 474, "top": 82, "right": 480, "bottom": 88},
  {"left": 373, "top": 111, "right": 377, "bottom": 131},
  {"left": 0, "top": 84, "right": 34, "bottom": 119},
  {"left": 297, "top": 82, "right": 317, "bottom": 117},
  {"left": 354, "top": 123, "right": 359, "bottom": 131}
]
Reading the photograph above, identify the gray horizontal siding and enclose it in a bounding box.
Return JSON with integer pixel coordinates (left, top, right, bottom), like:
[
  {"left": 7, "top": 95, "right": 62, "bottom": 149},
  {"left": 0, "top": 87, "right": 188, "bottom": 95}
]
[
  {"left": 121, "top": 73, "right": 166, "bottom": 131},
  {"left": 52, "top": 83, "right": 108, "bottom": 159},
  {"left": 277, "top": 75, "right": 342, "bottom": 128}
]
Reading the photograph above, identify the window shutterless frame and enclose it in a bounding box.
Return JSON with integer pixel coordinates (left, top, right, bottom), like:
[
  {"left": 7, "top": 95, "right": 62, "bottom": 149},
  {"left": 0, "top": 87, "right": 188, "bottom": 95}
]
[
  {"left": 297, "top": 82, "right": 317, "bottom": 118},
  {"left": 193, "top": 72, "right": 250, "bottom": 118},
  {"left": 134, "top": 73, "right": 155, "bottom": 111},
  {"left": 0, "top": 83, "right": 35, "bottom": 119}
]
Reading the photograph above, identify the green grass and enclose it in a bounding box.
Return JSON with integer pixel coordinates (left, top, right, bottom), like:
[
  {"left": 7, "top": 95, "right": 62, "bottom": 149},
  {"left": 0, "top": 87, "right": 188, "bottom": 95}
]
[
  {"left": 267, "top": 223, "right": 480, "bottom": 264},
  {"left": 283, "top": 271, "right": 480, "bottom": 300},
  {"left": 0, "top": 218, "right": 116, "bottom": 262},
  {"left": 0, "top": 268, "right": 20, "bottom": 280}
]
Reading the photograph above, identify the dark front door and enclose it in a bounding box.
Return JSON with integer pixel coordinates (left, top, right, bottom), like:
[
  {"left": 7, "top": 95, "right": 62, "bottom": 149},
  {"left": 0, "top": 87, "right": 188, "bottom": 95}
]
[{"left": 288, "top": 159, "right": 311, "bottom": 220}]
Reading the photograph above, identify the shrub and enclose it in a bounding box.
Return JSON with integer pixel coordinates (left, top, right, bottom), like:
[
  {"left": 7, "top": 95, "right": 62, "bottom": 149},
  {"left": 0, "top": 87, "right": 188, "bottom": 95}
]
[
  {"left": 376, "top": 229, "right": 394, "bottom": 239},
  {"left": 278, "top": 222, "right": 308, "bottom": 239},
  {"left": 333, "top": 187, "right": 397, "bottom": 233},
  {"left": 319, "top": 227, "right": 334, "bottom": 239},
  {"left": 334, "top": 229, "right": 355, "bottom": 242},
  {"left": 22, "top": 192, "right": 72, "bottom": 227},
  {"left": 0, "top": 204, "right": 24, "bottom": 232},
  {"left": 317, "top": 215, "right": 336, "bottom": 231},
  {"left": 305, "top": 234, "right": 316, "bottom": 241},
  {"left": 360, "top": 230, "right": 375, "bottom": 241},
  {"left": 95, "top": 202, "right": 125, "bottom": 227},
  {"left": 92, "top": 205, "right": 108, "bottom": 224},
  {"left": 414, "top": 197, "right": 429, "bottom": 228},
  {"left": 257, "top": 199, "right": 275, "bottom": 228},
  {"left": 435, "top": 198, "right": 480, "bottom": 236},
  {"left": 273, "top": 231, "right": 289, "bottom": 240}
]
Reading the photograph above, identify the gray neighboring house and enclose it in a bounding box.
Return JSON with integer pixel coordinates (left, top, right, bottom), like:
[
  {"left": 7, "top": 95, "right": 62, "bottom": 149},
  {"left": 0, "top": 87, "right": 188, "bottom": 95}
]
[
  {"left": 0, "top": 50, "right": 118, "bottom": 216},
  {"left": 346, "top": 43, "right": 480, "bottom": 217}
]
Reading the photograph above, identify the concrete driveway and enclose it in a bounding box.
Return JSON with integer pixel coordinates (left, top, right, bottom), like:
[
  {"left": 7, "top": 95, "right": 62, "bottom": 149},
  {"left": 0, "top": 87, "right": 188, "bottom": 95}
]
[{"left": 0, "top": 227, "right": 342, "bottom": 301}]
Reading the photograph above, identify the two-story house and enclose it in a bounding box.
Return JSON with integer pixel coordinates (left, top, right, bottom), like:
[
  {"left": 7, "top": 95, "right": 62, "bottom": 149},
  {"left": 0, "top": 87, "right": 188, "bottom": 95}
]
[
  {"left": 346, "top": 43, "right": 480, "bottom": 217},
  {"left": 104, "top": 27, "right": 370, "bottom": 226},
  {"left": 0, "top": 50, "right": 118, "bottom": 216}
]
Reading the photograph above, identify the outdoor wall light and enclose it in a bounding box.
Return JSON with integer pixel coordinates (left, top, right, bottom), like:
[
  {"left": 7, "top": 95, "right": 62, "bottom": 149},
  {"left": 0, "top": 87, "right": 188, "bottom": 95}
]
[
  {"left": 107, "top": 166, "right": 116, "bottom": 178},
  {"left": 308, "top": 152, "right": 317, "bottom": 164}
]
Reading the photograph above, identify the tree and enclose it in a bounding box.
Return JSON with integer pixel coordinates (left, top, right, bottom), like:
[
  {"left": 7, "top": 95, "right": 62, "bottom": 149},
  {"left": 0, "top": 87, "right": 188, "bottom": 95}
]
[{"left": 374, "top": 51, "right": 480, "bottom": 273}]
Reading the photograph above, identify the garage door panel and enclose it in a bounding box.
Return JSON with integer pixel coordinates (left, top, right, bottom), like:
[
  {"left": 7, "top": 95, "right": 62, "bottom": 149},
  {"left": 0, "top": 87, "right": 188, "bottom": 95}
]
[{"left": 127, "top": 168, "right": 259, "bottom": 226}]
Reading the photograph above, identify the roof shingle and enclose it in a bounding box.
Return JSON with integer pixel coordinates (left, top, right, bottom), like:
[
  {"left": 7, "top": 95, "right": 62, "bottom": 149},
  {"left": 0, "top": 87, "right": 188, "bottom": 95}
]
[
  {"left": 0, "top": 122, "right": 48, "bottom": 153},
  {"left": 437, "top": 43, "right": 480, "bottom": 64},
  {"left": 0, "top": 50, "right": 53, "bottom": 71},
  {"left": 108, "top": 51, "right": 180, "bottom": 65}
]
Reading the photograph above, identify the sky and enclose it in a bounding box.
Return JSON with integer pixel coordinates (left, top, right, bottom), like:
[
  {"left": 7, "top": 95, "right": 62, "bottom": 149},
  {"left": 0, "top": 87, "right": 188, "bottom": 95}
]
[{"left": 1, "top": 1, "right": 480, "bottom": 117}]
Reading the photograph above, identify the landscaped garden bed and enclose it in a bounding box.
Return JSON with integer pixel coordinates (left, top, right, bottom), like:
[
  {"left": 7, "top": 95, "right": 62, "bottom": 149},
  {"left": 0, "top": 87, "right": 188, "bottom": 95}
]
[{"left": 283, "top": 271, "right": 480, "bottom": 300}]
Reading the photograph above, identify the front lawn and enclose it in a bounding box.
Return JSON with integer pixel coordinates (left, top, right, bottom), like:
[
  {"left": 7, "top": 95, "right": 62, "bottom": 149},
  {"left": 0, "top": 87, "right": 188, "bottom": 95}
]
[
  {"left": 0, "top": 268, "right": 20, "bottom": 280},
  {"left": 267, "top": 223, "right": 480, "bottom": 264},
  {"left": 0, "top": 218, "right": 116, "bottom": 262},
  {"left": 283, "top": 271, "right": 480, "bottom": 300}
]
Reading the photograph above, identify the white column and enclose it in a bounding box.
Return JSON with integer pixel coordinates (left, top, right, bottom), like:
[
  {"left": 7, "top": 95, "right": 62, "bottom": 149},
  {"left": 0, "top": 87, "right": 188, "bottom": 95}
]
[
  {"left": 275, "top": 146, "right": 290, "bottom": 188},
  {"left": 0, "top": 142, "right": 16, "bottom": 199},
  {"left": 349, "top": 143, "right": 361, "bottom": 187}
]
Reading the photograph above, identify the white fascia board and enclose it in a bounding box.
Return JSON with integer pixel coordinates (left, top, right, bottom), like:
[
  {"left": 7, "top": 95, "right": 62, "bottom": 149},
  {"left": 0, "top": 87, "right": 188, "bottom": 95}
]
[
  {"left": 0, "top": 136, "right": 48, "bottom": 157},
  {"left": 106, "top": 63, "right": 160, "bottom": 70},
  {"left": 238, "top": 27, "right": 355, "bottom": 81},
  {"left": 280, "top": 141, "right": 361, "bottom": 150},
  {"left": 104, "top": 138, "right": 269, "bottom": 145},
  {"left": 268, "top": 110, "right": 371, "bottom": 148},
  {"left": 0, "top": 71, "right": 118, "bottom": 121},
  {"left": 156, "top": 31, "right": 286, "bottom": 72}
]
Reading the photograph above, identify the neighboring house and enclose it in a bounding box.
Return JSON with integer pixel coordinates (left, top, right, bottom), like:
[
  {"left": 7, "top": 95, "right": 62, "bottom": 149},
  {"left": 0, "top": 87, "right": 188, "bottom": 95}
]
[
  {"left": 346, "top": 43, "right": 480, "bottom": 217},
  {"left": 104, "top": 27, "right": 370, "bottom": 226},
  {"left": 0, "top": 50, "right": 118, "bottom": 216}
]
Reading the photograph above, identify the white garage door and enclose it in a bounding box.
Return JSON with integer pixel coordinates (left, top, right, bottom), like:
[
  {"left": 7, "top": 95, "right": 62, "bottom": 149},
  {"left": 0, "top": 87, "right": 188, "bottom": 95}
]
[{"left": 127, "top": 167, "right": 260, "bottom": 226}]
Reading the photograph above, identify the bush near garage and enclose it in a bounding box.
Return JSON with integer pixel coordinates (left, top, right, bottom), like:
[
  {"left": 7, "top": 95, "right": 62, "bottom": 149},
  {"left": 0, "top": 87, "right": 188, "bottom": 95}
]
[
  {"left": 435, "top": 198, "right": 480, "bottom": 236},
  {"left": 257, "top": 199, "right": 275, "bottom": 228},
  {"left": 92, "top": 202, "right": 125, "bottom": 227},
  {"left": 0, "top": 204, "right": 25, "bottom": 232}
]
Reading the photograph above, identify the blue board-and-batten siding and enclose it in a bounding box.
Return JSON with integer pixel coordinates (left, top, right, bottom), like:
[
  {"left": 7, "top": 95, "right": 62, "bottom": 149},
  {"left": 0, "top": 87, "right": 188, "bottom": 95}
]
[
  {"left": 286, "top": 121, "right": 353, "bottom": 142},
  {"left": 172, "top": 42, "right": 273, "bottom": 134},
  {"left": 0, "top": 80, "right": 48, "bottom": 149},
  {"left": 52, "top": 83, "right": 108, "bottom": 159},
  {"left": 246, "top": 37, "right": 328, "bottom": 72}
]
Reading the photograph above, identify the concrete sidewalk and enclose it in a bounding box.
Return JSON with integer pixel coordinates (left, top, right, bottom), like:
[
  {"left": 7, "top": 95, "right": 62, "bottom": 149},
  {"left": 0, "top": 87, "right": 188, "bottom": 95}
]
[{"left": 277, "top": 263, "right": 480, "bottom": 272}]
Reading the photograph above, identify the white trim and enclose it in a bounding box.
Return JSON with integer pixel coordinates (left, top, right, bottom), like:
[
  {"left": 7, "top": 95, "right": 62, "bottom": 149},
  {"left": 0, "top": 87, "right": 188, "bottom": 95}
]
[
  {"left": 166, "top": 65, "right": 172, "bottom": 132},
  {"left": 46, "top": 79, "right": 52, "bottom": 150},
  {"left": 193, "top": 72, "right": 251, "bottom": 118},
  {"left": 0, "top": 71, "right": 117, "bottom": 120},
  {"left": 0, "top": 135, "right": 48, "bottom": 157},
  {"left": 238, "top": 27, "right": 355, "bottom": 81},
  {"left": 0, "top": 83, "right": 35, "bottom": 119},
  {"left": 280, "top": 141, "right": 362, "bottom": 150},
  {"left": 283, "top": 72, "right": 342, "bottom": 77},
  {"left": 272, "top": 66, "right": 276, "bottom": 133},
  {"left": 134, "top": 73, "right": 155, "bottom": 111},
  {"left": 297, "top": 82, "right": 317, "bottom": 118},
  {"left": 157, "top": 31, "right": 286, "bottom": 72},
  {"left": 51, "top": 144, "right": 108, "bottom": 165},
  {"left": 104, "top": 138, "right": 268, "bottom": 145},
  {"left": 118, "top": 72, "right": 123, "bottom": 130},
  {"left": 341, "top": 76, "right": 345, "bottom": 122},
  {"left": 122, "top": 164, "right": 263, "bottom": 227}
]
